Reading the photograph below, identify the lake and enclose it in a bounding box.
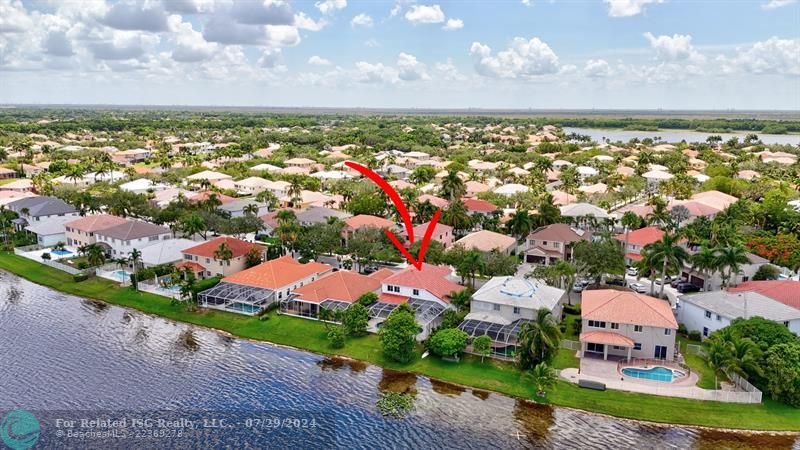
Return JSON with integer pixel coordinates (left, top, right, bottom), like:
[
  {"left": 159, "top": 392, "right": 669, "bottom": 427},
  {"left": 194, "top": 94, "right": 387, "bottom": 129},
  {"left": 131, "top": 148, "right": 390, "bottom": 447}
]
[
  {"left": 564, "top": 127, "right": 800, "bottom": 146},
  {"left": 0, "top": 272, "right": 797, "bottom": 449}
]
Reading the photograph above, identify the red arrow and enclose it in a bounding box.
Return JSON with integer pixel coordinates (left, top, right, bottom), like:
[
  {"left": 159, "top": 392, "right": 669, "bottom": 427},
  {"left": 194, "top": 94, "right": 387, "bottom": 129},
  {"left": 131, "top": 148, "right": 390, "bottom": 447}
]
[{"left": 345, "top": 161, "right": 440, "bottom": 271}]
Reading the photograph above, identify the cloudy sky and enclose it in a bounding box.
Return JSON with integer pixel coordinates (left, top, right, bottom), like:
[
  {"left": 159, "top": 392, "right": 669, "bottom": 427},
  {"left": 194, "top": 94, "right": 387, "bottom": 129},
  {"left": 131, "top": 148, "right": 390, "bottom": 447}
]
[{"left": 0, "top": 0, "right": 798, "bottom": 109}]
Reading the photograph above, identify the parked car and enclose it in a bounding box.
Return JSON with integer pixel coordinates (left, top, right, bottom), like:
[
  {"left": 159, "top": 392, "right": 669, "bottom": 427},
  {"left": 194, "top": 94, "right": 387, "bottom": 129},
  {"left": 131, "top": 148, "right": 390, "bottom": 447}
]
[
  {"left": 653, "top": 276, "right": 673, "bottom": 286},
  {"left": 630, "top": 282, "right": 647, "bottom": 293},
  {"left": 626, "top": 267, "right": 638, "bottom": 277},
  {"left": 677, "top": 282, "right": 701, "bottom": 293},
  {"left": 670, "top": 278, "right": 686, "bottom": 288},
  {"left": 605, "top": 277, "right": 626, "bottom": 286}
]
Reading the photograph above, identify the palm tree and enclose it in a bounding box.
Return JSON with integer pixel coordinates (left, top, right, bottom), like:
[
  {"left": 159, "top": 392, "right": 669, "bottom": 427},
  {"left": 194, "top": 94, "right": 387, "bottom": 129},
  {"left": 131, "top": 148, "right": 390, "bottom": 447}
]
[
  {"left": 213, "top": 242, "right": 234, "bottom": 266},
  {"left": 457, "top": 250, "right": 484, "bottom": 289},
  {"left": 689, "top": 247, "right": 718, "bottom": 291},
  {"left": 85, "top": 244, "right": 106, "bottom": 267},
  {"left": 276, "top": 210, "right": 300, "bottom": 255},
  {"left": 525, "top": 362, "right": 557, "bottom": 398},
  {"left": 644, "top": 232, "right": 689, "bottom": 299},
  {"left": 440, "top": 169, "right": 465, "bottom": 201},
  {"left": 516, "top": 308, "right": 562, "bottom": 370},
  {"left": 646, "top": 199, "right": 671, "bottom": 228},
  {"left": 243, "top": 203, "right": 259, "bottom": 216},
  {"left": 287, "top": 177, "right": 304, "bottom": 207},
  {"left": 620, "top": 211, "right": 640, "bottom": 256},
  {"left": 448, "top": 289, "right": 472, "bottom": 311},
  {"left": 440, "top": 200, "right": 473, "bottom": 236},
  {"left": 715, "top": 245, "right": 749, "bottom": 287},
  {"left": 129, "top": 248, "right": 142, "bottom": 291},
  {"left": 506, "top": 210, "right": 534, "bottom": 241},
  {"left": 180, "top": 213, "right": 207, "bottom": 240}
]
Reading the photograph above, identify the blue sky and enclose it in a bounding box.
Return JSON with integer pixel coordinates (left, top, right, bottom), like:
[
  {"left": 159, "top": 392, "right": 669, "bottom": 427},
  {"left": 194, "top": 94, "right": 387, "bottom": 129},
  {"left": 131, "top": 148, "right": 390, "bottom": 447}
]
[{"left": 0, "top": 0, "right": 798, "bottom": 109}]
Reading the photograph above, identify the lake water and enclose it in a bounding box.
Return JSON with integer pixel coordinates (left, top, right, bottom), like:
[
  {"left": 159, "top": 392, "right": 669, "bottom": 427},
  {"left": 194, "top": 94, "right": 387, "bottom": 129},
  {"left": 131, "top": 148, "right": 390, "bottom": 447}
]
[
  {"left": 0, "top": 272, "right": 797, "bottom": 449},
  {"left": 564, "top": 127, "right": 800, "bottom": 146}
]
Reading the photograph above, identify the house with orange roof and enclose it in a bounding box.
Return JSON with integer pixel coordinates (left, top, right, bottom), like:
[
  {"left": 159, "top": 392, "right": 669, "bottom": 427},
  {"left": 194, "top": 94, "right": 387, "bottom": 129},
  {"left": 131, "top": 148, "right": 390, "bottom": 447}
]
[
  {"left": 65, "top": 214, "right": 129, "bottom": 248},
  {"left": 580, "top": 289, "right": 678, "bottom": 361},
  {"left": 280, "top": 270, "right": 387, "bottom": 319},
  {"left": 461, "top": 198, "right": 498, "bottom": 216},
  {"left": 198, "top": 256, "right": 332, "bottom": 315},
  {"left": 615, "top": 226, "right": 664, "bottom": 264},
  {"left": 182, "top": 236, "right": 265, "bottom": 278},
  {"left": 525, "top": 223, "right": 592, "bottom": 265},
  {"left": 454, "top": 229, "right": 517, "bottom": 255},
  {"left": 369, "top": 263, "right": 465, "bottom": 339},
  {"left": 342, "top": 214, "right": 396, "bottom": 244},
  {"left": 408, "top": 221, "right": 454, "bottom": 249}
]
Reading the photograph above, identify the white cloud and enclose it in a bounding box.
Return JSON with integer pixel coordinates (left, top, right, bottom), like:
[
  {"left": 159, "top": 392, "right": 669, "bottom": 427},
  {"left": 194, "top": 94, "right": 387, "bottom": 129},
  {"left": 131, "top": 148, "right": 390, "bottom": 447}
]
[
  {"left": 171, "top": 20, "right": 216, "bottom": 63},
  {"left": 351, "top": 13, "right": 373, "bottom": 27},
  {"left": 258, "top": 48, "right": 283, "bottom": 69},
  {"left": 643, "top": 32, "right": 705, "bottom": 63},
  {"left": 354, "top": 61, "right": 399, "bottom": 84},
  {"left": 315, "top": 0, "right": 347, "bottom": 15},
  {"left": 100, "top": 1, "right": 170, "bottom": 32},
  {"left": 405, "top": 4, "right": 446, "bottom": 24},
  {"left": 364, "top": 38, "right": 380, "bottom": 47},
  {"left": 163, "top": 0, "right": 216, "bottom": 15},
  {"left": 521, "top": 0, "right": 532, "bottom": 5},
  {"left": 442, "top": 18, "right": 463, "bottom": 31},
  {"left": 434, "top": 59, "right": 466, "bottom": 81},
  {"left": 308, "top": 55, "right": 331, "bottom": 66},
  {"left": 584, "top": 59, "right": 611, "bottom": 78},
  {"left": 397, "top": 52, "right": 429, "bottom": 81},
  {"left": 230, "top": 0, "right": 294, "bottom": 26},
  {"left": 265, "top": 25, "right": 300, "bottom": 47},
  {"left": 390, "top": 3, "right": 402, "bottom": 17},
  {"left": 761, "top": 0, "right": 796, "bottom": 9},
  {"left": 718, "top": 37, "right": 800, "bottom": 76},
  {"left": 0, "top": 0, "right": 32, "bottom": 33},
  {"left": 42, "top": 30, "right": 75, "bottom": 57},
  {"left": 469, "top": 37, "right": 560, "bottom": 78},
  {"left": 294, "top": 12, "right": 326, "bottom": 31},
  {"left": 604, "top": 0, "right": 664, "bottom": 17},
  {"left": 202, "top": 16, "right": 268, "bottom": 45}
]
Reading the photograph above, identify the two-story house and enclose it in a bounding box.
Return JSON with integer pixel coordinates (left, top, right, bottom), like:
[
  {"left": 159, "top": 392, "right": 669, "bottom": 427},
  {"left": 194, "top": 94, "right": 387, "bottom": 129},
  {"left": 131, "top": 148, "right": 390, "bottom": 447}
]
[
  {"left": 579, "top": 290, "right": 678, "bottom": 361},
  {"left": 341, "top": 215, "right": 396, "bottom": 246},
  {"left": 410, "top": 221, "right": 454, "bottom": 249},
  {"left": 370, "top": 263, "right": 465, "bottom": 339},
  {"left": 525, "top": 223, "right": 592, "bottom": 265},
  {"left": 459, "top": 276, "right": 567, "bottom": 358},
  {"left": 454, "top": 229, "right": 517, "bottom": 255},
  {"left": 94, "top": 220, "right": 173, "bottom": 258},
  {"left": 181, "top": 236, "right": 265, "bottom": 278},
  {"left": 281, "top": 269, "right": 392, "bottom": 319},
  {"left": 615, "top": 226, "right": 664, "bottom": 265},
  {"left": 65, "top": 214, "right": 129, "bottom": 248},
  {"left": 7, "top": 196, "right": 79, "bottom": 231}
]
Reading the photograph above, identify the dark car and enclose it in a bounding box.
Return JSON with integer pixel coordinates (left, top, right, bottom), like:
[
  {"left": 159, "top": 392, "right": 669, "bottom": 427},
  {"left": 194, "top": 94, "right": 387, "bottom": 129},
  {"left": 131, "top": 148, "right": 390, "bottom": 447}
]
[
  {"left": 670, "top": 278, "right": 686, "bottom": 288},
  {"left": 605, "top": 277, "right": 626, "bottom": 286},
  {"left": 677, "top": 282, "right": 700, "bottom": 293}
]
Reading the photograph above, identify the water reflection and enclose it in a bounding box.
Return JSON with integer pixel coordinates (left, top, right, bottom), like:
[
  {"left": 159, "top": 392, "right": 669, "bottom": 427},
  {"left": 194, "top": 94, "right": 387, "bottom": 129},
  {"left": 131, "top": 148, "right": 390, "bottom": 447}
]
[
  {"left": 378, "top": 369, "right": 418, "bottom": 396},
  {"left": 430, "top": 379, "right": 466, "bottom": 397},
  {"left": 513, "top": 399, "right": 555, "bottom": 447},
  {"left": 694, "top": 429, "right": 800, "bottom": 450},
  {"left": 80, "top": 298, "right": 108, "bottom": 314},
  {"left": 176, "top": 329, "right": 200, "bottom": 352},
  {"left": 316, "top": 357, "right": 368, "bottom": 374}
]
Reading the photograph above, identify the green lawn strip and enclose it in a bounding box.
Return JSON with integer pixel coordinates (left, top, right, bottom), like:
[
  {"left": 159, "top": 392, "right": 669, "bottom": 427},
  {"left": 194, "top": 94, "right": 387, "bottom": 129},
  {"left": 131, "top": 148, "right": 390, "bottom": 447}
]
[
  {"left": 1, "top": 252, "right": 798, "bottom": 431},
  {"left": 676, "top": 336, "right": 726, "bottom": 390}
]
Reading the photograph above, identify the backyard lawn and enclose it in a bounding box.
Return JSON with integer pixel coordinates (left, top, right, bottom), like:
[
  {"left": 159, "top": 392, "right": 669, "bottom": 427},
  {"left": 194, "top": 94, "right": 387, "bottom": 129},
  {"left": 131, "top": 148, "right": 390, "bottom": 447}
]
[{"left": 1, "top": 252, "right": 798, "bottom": 431}]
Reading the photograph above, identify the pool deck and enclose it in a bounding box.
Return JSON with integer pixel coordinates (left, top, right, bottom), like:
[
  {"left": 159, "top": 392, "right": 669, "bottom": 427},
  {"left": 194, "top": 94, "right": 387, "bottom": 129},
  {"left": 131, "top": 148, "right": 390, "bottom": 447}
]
[{"left": 561, "top": 357, "right": 717, "bottom": 401}]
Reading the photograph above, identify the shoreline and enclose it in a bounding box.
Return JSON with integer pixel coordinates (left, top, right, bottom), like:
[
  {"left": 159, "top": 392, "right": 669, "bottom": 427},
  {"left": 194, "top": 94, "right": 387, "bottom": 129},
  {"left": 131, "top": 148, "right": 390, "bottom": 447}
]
[{"left": 1, "top": 252, "right": 798, "bottom": 433}]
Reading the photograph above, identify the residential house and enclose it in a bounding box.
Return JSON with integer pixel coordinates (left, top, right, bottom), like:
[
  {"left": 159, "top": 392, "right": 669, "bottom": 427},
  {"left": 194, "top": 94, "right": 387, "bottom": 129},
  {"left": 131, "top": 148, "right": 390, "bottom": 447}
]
[
  {"left": 342, "top": 215, "right": 396, "bottom": 245},
  {"left": 182, "top": 236, "right": 266, "bottom": 278},
  {"left": 25, "top": 215, "right": 75, "bottom": 247},
  {"left": 186, "top": 170, "right": 232, "bottom": 184},
  {"left": 281, "top": 270, "right": 391, "bottom": 319},
  {"left": 615, "top": 226, "right": 663, "bottom": 265},
  {"left": 678, "top": 281, "right": 800, "bottom": 338},
  {"left": 139, "top": 238, "right": 198, "bottom": 268},
  {"left": 119, "top": 178, "right": 168, "bottom": 195},
  {"left": 0, "top": 167, "right": 17, "bottom": 180},
  {"left": 370, "top": 263, "right": 465, "bottom": 339},
  {"left": 679, "top": 252, "right": 768, "bottom": 291},
  {"left": 7, "top": 196, "right": 79, "bottom": 230},
  {"left": 295, "top": 206, "right": 352, "bottom": 226},
  {"left": 198, "top": 256, "right": 332, "bottom": 315},
  {"left": 579, "top": 290, "right": 678, "bottom": 361},
  {"left": 459, "top": 276, "right": 567, "bottom": 358},
  {"left": 411, "top": 221, "right": 454, "bottom": 249},
  {"left": 454, "top": 229, "right": 517, "bottom": 255},
  {"left": 94, "top": 220, "right": 173, "bottom": 258},
  {"left": 233, "top": 177, "right": 272, "bottom": 195},
  {"left": 284, "top": 158, "right": 316, "bottom": 170},
  {"left": 525, "top": 223, "right": 592, "bottom": 265},
  {"left": 218, "top": 199, "right": 269, "bottom": 218},
  {"left": 65, "top": 214, "right": 128, "bottom": 248},
  {"left": 0, "top": 179, "right": 34, "bottom": 193}
]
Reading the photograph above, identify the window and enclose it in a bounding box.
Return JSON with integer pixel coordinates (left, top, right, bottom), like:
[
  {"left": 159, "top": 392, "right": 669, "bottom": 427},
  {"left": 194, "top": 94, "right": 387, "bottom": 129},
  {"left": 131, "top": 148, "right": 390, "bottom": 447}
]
[
  {"left": 553, "top": 242, "right": 561, "bottom": 249},
  {"left": 588, "top": 320, "right": 606, "bottom": 328},
  {"left": 586, "top": 343, "right": 604, "bottom": 353},
  {"left": 184, "top": 254, "right": 192, "bottom": 260},
  {"left": 513, "top": 307, "right": 520, "bottom": 315},
  {"left": 716, "top": 314, "right": 722, "bottom": 321},
  {"left": 702, "top": 327, "right": 709, "bottom": 337},
  {"left": 610, "top": 322, "right": 619, "bottom": 330},
  {"left": 493, "top": 304, "right": 500, "bottom": 311},
  {"left": 613, "top": 346, "right": 623, "bottom": 350},
  {"left": 704, "top": 310, "right": 712, "bottom": 319},
  {"left": 542, "top": 241, "right": 548, "bottom": 246},
  {"left": 784, "top": 321, "right": 791, "bottom": 328},
  {"left": 634, "top": 325, "right": 643, "bottom": 333},
  {"left": 206, "top": 258, "right": 210, "bottom": 263},
  {"left": 634, "top": 343, "right": 642, "bottom": 350},
  {"left": 412, "top": 289, "right": 419, "bottom": 296},
  {"left": 664, "top": 329, "right": 672, "bottom": 335}
]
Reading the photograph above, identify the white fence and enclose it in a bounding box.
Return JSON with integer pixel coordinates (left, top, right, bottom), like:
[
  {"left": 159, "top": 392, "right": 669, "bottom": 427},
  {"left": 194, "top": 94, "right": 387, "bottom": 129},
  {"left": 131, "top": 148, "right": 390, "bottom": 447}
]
[
  {"left": 561, "top": 339, "right": 581, "bottom": 350},
  {"left": 683, "top": 342, "right": 762, "bottom": 403},
  {"left": 725, "top": 371, "right": 763, "bottom": 403},
  {"left": 14, "top": 246, "right": 91, "bottom": 275}
]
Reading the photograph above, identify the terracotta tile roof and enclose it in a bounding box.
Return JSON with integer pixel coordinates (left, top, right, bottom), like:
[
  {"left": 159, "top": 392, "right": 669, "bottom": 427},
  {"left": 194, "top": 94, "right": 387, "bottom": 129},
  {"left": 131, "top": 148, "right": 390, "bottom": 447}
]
[
  {"left": 378, "top": 293, "right": 410, "bottom": 304},
  {"left": 580, "top": 331, "right": 635, "bottom": 347},
  {"left": 729, "top": 281, "right": 800, "bottom": 309},
  {"left": 175, "top": 260, "right": 205, "bottom": 272},
  {"left": 625, "top": 252, "right": 644, "bottom": 262},
  {"left": 368, "top": 268, "right": 396, "bottom": 281},
  {"left": 188, "top": 191, "right": 237, "bottom": 204},
  {"left": 95, "top": 220, "right": 171, "bottom": 240},
  {"left": 417, "top": 194, "right": 449, "bottom": 208},
  {"left": 344, "top": 214, "right": 395, "bottom": 230},
  {"left": 65, "top": 214, "right": 127, "bottom": 232},
  {"left": 528, "top": 223, "right": 591, "bottom": 243},
  {"left": 411, "top": 221, "right": 452, "bottom": 239},
  {"left": 582, "top": 289, "right": 678, "bottom": 329},
  {"left": 462, "top": 198, "right": 497, "bottom": 212},
  {"left": 383, "top": 263, "right": 464, "bottom": 302},
  {"left": 223, "top": 255, "right": 332, "bottom": 289},
  {"left": 455, "top": 230, "right": 516, "bottom": 253},
  {"left": 615, "top": 226, "right": 663, "bottom": 247},
  {"left": 669, "top": 200, "right": 721, "bottom": 217},
  {"left": 292, "top": 271, "right": 381, "bottom": 304},
  {"left": 183, "top": 236, "right": 264, "bottom": 259}
]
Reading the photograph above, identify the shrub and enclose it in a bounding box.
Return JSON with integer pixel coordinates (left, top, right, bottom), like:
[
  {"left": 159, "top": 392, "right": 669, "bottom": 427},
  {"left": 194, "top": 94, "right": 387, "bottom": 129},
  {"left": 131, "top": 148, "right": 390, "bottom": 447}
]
[
  {"left": 428, "top": 328, "right": 468, "bottom": 358},
  {"left": 327, "top": 325, "right": 346, "bottom": 349},
  {"left": 753, "top": 264, "right": 780, "bottom": 281},
  {"left": 376, "top": 392, "right": 414, "bottom": 418},
  {"left": 73, "top": 273, "right": 88, "bottom": 282},
  {"left": 472, "top": 335, "right": 493, "bottom": 362},
  {"left": 688, "top": 330, "right": 701, "bottom": 342},
  {"left": 562, "top": 304, "right": 581, "bottom": 315},
  {"left": 357, "top": 292, "right": 378, "bottom": 307},
  {"left": 342, "top": 303, "right": 369, "bottom": 336},
  {"left": 76, "top": 261, "right": 89, "bottom": 270},
  {"left": 379, "top": 306, "right": 418, "bottom": 363},
  {"left": 41, "top": 252, "right": 51, "bottom": 260},
  {"left": 678, "top": 323, "right": 688, "bottom": 335},
  {"left": 571, "top": 320, "right": 582, "bottom": 336}
]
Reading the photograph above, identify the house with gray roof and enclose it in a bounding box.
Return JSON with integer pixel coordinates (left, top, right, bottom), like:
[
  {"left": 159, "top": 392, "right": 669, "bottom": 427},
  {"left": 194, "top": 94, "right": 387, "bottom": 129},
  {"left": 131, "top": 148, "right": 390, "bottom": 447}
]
[
  {"left": 218, "top": 199, "right": 269, "bottom": 218},
  {"left": 295, "top": 206, "right": 352, "bottom": 225},
  {"left": 94, "top": 220, "right": 172, "bottom": 258},
  {"left": 678, "top": 289, "right": 800, "bottom": 337},
  {"left": 7, "top": 196, "right": 79, "bottom": 229},
  {"left": 525, "top": 223, "right": 592, "bottom": 265},
  {"left": 24, "top": 215, "right": 75, "bottom": 247},
  {"left": 140, "top": 238, "right": 198, "bottom": 267}
]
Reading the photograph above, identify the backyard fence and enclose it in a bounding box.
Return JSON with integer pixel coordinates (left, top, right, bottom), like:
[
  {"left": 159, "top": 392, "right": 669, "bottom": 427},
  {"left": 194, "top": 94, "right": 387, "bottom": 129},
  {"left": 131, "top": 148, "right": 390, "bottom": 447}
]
[
  {"left": 37, "top": 258, "right": 86, "bottom": 275},
  {"left": 560, "top": 339, "right": 581, "bottom": 350},
  {"left": 684, "top": 343, "right": 707, "bottom": 358},
  {"left": 725, "top": 371, "right": 763, "bottom": 403},
  {"left": 682, "top": 342, "right": 762, "bottom": 403}
]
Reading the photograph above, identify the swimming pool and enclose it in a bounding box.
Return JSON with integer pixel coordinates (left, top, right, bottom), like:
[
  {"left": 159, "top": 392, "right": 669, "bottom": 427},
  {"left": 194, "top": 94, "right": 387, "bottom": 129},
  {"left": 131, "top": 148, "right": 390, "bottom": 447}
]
[
  {"left": 51, "top": 249, "right": 72, "bottom": 256},
  {"left": 225, "top": 303, "right": 261, "bottom": 315},
  {"left": 113, "top": 270, "right": 131, "bottom": 281},
  {"left": 621, "top": 366, "right": 684, "bottom": 382}
]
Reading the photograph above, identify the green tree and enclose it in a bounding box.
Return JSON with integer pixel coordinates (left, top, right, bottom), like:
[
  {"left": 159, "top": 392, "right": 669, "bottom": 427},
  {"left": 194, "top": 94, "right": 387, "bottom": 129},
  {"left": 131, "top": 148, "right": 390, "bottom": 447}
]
[
  {"left": 526, "top": 362, "right": 557, "bottom": 398},
  {"left": 752, "top": 264, "right": 779, "bottom": 281},
  {"left": 327, "top": 325, "right": 346, "bottom": 349},
  {"left": 439, "top": 200, "right": 472, "bottom": 236},
  {"left": 764, "top": 342, "right": 800, "bottom": 407},
  {"left": 448, "top": 288, "right": 472, "bottom": 311},
  {"left": 572, "top": 239, "right": 624, "bottom": 283},
  {"left": 129, "top": 248, "right": 142, "bottom": 291},
  {"left": 714, "top": 245, "right": 750, "bottom": 287},
  {"left": 357, "top": 291, "right": 378, "bottom": 306},
  {"left": 428, "top": 328, "right": 468, "bottom": 358},
  {"left": 645, "top": 232, "right": 689, "bottom": 298},
  {"left": 440, "top": 169, "right": 466, "bottom": 201},
  {"left": 472, "top": 335, "right": 493, "bottom": 363},
  {"left": 456, "top": 250, "right": 484, "bottom": 289},
  {"left": 213, "top": 242, "right": 233, "bottom": 265},
  {"left": 689, "top": 247, "right": 719, "bottom": 291},
  {"left": 342, "top": 303, "right": 370, "bottom": 336},
  {"left": 506, "top": 210, "right": 534, "bottom": 241},
  {"left": 179, "top": 212, "right": 207, "bottom": 239},
  {"left": 244, "top": 246, "right": 263, "bottom": 268},
  {"left": 379, "top": 304, "right": 418, "bottom": 363},
  {"left": 410, "top": 165, "right": 436, "bottom": 184},
  {"left": 516, "top": 308, "right": 562, "bottom": 370}
]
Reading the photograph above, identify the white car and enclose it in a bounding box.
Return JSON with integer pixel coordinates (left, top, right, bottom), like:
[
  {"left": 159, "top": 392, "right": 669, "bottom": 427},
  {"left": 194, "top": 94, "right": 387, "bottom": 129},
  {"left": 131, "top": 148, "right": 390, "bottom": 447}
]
[
  {"left": 626, "top": 267, "right": 638, "bottom": 277},
  {"left": 630, "top": 282, "right": 647, "bottom": 293}
]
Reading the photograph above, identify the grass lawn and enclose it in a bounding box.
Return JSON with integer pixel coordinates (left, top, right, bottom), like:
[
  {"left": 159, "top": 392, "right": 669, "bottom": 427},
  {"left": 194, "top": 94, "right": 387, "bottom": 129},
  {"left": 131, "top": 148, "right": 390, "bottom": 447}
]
[
  {"left": 1, "top": 252, "right": 798, "bottom": 431},
  {"left": 561, "top": 313, "right": 581, "bottom": 340},
  {"left": 677, "top": 336, "right": 727, "bottom": 390}
]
